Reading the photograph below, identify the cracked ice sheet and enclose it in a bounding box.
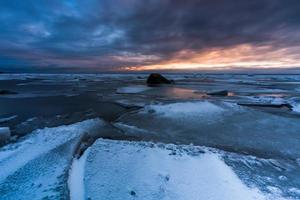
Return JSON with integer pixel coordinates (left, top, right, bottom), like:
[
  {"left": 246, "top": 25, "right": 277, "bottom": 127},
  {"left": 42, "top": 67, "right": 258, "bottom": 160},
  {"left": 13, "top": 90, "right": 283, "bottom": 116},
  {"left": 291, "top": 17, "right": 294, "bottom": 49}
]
[
  {"left": 117, "top": 101, "right": 300, "bottom": 159},
  {"left": 0, "top": 118, "right": 103, "bottom": 200},
  {"left": 83, "top": 139, "right": 274, "bottom": 200}
]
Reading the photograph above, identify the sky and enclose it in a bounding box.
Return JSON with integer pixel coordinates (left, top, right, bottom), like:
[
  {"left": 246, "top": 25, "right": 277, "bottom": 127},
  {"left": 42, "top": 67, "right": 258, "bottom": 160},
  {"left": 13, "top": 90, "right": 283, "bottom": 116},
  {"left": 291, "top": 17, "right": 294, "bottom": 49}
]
[{"left": 1, "top": 0, "right": 300, "bottom": 73}]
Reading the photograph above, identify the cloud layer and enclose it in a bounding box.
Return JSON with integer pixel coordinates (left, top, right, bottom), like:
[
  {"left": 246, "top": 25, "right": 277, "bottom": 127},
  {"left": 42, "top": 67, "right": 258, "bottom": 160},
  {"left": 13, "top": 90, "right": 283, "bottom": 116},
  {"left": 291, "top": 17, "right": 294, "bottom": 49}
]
[{"left": 1, "top": 0, "right": 300, "bottom": 71}]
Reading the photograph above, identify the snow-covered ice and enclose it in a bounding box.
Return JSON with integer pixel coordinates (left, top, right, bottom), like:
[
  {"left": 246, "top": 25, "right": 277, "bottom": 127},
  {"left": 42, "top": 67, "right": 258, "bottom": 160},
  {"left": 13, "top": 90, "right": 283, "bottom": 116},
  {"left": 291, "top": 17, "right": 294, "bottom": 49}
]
[
  {"left": 83, "top": 139, "right": 276, "bottom": 200},
  {"left": 68, "top": 149, "right": 90, "bottom": 200},
  {"left": 0, "top": 118, "right": 103, "bottom": 200},
  {"left": 142, "top": 101, "right": 225, "bottom": 118},
  {"left": 293, "top": 104, "right": 300, "bottom": 113},
  {"left": 287, "top": 97, "right": 300, "bottom": 113},
  {"left": 243, "top": 95, "right": 286, "bottom": 105}
]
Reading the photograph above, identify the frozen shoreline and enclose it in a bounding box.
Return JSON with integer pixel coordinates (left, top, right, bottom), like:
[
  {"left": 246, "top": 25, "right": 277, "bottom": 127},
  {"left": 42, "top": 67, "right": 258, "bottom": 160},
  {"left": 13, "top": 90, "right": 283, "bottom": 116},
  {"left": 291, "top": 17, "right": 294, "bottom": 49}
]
[
  {"left": 1, "top": 73, "right": 300, "bottom": 199},
  {"left": 0, "top": 118, "right": 297, "bottom": 200}
]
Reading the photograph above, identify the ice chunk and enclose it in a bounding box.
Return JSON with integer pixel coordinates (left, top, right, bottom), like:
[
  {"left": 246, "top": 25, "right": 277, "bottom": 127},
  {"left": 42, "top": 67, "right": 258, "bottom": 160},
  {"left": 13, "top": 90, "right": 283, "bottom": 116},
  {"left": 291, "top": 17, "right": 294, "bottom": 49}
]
[
  {"left": 84, "top": 139, "right": 267, "bottom": 200},
  {"left": 287, "top": 97, "right": 300, "bottom": 113},
  {"left": 292, "top": 103, "right": 300, "bottom": 113},
  {"left": 116, "top": 85, "right": 150, "bottom": 94},
  {"left": 0, "top": 115, "right": 17, "bottom": 123},
  {"left": 243, "top": 95, "right": 286, "bottom": 105},
  {"left": 115, "top": 99, "right": 147, "bottom": 107},
  {"left": 0, "top": 127, "right": 10, "bottom": 143},
  {"left": 289, "top": 188, "right": 300, "bottom": 195},
  {"left": 142, "top": 101, "right": 224, "bottom": 118},
  {"left": 114, "top": 122, "right": 157, "bottom": 136},
  {"left": 0, "top": 118, "right": 103, "bottom": 200},
  {"left": 68, "top": 149, "right": 90, "bottom": 200}
]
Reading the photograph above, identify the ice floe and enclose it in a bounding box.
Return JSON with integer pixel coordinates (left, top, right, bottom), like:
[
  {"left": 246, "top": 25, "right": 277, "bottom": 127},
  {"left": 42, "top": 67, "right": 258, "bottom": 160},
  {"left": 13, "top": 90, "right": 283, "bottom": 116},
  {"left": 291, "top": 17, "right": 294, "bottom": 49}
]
[
  {"left": 142, "top": 101, "right": 225, "bottom": 118},
  {"left": 115, "top": 99, "right": 148, "bottom": 107},
  {"left": 291, "top": 103, "right": 300, "bottom": 113},
  {"left": 0, "top": 115, "right": 17, "bottom": 123},
  {"left": 68, "top": 149, "right": 90, "bottom": 200},
  {"left": 244, "top": 95, "right": 286, "bottom": 105},
  {"left": 116, "top": 85, "right": 150, "bottom": 94},
  {"left": 114, "top": 122, "right": 157, "bottom": 136},
  {"left": 0, "top": 118, "right": 103, "bottom": 200},
  {"left": 82, "top": 139, "right": 278, "bottom": 200}
]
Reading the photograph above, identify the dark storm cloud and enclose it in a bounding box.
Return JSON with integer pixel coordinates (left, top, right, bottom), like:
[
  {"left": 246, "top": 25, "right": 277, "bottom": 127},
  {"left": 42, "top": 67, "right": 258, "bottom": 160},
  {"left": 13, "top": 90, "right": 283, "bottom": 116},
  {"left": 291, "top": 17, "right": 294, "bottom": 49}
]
[{"left": 1, "top": 0, "right": 300, "bottom": 71}]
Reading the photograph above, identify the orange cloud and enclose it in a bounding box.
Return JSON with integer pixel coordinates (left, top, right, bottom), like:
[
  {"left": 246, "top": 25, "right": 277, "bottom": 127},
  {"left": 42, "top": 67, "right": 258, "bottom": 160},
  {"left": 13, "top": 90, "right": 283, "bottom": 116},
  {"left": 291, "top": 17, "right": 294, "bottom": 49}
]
[{"left": 124, "top": 44, "right": 300, "bottom": 71}]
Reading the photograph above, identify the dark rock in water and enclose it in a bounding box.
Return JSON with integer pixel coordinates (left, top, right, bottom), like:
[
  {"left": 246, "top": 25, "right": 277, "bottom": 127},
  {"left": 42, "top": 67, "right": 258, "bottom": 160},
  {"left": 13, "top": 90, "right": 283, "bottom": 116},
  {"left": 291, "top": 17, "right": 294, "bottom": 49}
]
[
  {"left": 130, "top": 190, "right": 136, "bottom": 196},
  {"left": 0, "top": 90, "right": 18, "bottom": 95},
  {"left": 146, "top": 73, "right": 173, "bottom": 85},
  {"left": 207, "top": 90, "right": 228, "bottom": 96}
]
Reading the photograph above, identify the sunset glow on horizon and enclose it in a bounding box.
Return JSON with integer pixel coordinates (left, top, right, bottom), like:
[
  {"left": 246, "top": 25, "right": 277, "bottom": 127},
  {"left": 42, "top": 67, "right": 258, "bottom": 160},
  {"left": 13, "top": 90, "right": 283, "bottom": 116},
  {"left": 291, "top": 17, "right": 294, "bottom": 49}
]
[{"left": 124, "top": 44, "right": 300, "bottom": 71}]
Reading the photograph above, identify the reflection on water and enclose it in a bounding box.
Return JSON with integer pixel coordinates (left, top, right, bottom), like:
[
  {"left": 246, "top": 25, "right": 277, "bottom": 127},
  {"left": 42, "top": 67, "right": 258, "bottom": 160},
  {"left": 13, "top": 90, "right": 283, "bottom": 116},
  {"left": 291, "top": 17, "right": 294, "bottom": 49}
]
[{"left": 163, "top": 87, "right": 207, "bottom": 99}]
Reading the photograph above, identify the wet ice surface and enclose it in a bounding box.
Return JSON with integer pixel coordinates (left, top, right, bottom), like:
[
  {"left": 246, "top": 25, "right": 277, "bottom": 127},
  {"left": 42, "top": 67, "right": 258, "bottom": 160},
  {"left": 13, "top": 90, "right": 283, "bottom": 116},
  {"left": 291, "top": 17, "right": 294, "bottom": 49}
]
[{"left": 0, "top": 73, "right": 300, "bottom": 199}]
